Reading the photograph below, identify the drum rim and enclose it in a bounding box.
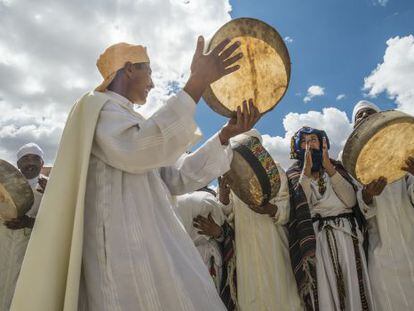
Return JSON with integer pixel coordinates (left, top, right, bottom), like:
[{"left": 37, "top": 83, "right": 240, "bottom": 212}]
[
  {"left": 342, "top": 110, "right": 414, "bottom": 184},
  {"left": 226, "top": 136, "right": 281, "bottom": 207},
  {"left": 0, "top": 159, "right": 34, "bottom": 219},
  {"left": 202, "top": 17, "right": 291, "bottom": 117}
]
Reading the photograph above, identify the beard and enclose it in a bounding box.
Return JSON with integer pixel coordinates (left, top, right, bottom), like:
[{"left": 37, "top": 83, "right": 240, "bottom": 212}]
[
  {"left": 310, "top": 149, "right": 323, "bottom": 172},
  {"left": 298, "top": 149, "right": 323, "bottom": 172}
]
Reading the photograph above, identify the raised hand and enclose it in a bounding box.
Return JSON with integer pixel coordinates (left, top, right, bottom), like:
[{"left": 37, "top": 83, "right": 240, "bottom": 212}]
[
  {"left": 193, "top": 213, "right": 223, "bottom": 239},
  {"left": 184, "top": 36, "right": 243, "bottom": 102},
  {"left": 322, "top": 137, "right": 335, "bottom": 176},
  {"left": 402, "top": 156, "right": 414, "bottom": 175},
  {"left": 219, "top": 99, "right": 261, "bottom": 145},
  {"left": 303, "top": 141, "right": 313, "bottom": 177},
  {"left": 362, "top": 176, "right": 387, "bottom": 205}
]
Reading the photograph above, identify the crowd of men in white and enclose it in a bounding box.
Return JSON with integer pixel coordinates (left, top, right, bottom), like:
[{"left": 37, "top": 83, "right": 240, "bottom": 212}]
[{"left": 0, "top": 38, "right": 413, "bottom": 311}]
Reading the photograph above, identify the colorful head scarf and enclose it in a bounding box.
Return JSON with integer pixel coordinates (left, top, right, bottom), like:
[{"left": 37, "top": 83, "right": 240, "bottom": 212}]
[{"left": 290, "top": 126, "right": 330, "bottom": 159}]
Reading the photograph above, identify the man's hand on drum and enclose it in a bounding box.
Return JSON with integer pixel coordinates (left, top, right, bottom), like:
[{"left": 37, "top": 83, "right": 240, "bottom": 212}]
[
  {"left": 4, "top": 215, "right": 35, "bottom": 230},
  {"left": 362, "top": 177, "right": 387, "bottom": 205},
  {"left": 249, "top": 202, "right": 278, "bottom": 217},
  {"left": 38, "top": 176, "right": 48, "bottom": 193},
  {"left": 219, "top": 99, "right": 261, "bottom": 145},
  {"left": 322, "top": 137, "right": 336, "bottom": 177},
  {"left": 184, "top": 36, "right": 243, "bottom": 102},
  {"left": 402, "top": 156, "right": 414, "bottom": 176},
  {"left": 193, "top": 213, "right": 223, "bottom": 239}
]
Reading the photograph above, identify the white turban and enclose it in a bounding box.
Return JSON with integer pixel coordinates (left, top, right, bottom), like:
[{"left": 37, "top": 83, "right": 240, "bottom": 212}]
[
  {"left": 352, "top": 100, "right": 381, "bottom": 123},
  {"left": 17, "top": 143, "right": 44, "bottom": 161},
  {"left": 230, "top": 128, "right": 262, "bottom": 146}
]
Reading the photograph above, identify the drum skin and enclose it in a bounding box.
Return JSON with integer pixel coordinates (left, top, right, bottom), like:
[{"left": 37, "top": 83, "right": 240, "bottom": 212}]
[
  {"left": 203, "top": 17, "right": 291, "bottom": 117},
  {"left": 0, "top": 159, "right": 34, "bottom": 220},
  {"left": 225, "top": 136, "right": 281, "bottom": 207},
  {"left": 342, "top": 110, "right": 414, "bottom": 185}
]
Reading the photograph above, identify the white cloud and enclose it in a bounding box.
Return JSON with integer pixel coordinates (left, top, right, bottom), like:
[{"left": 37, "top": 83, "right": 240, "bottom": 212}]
[
  {"left": 284, "top": 36, "right": 293, "bottom": 43},
  {"left": 262, "top": 107, "right": 353, "bottom": 170},
  {"left": 0, "top": 0, "right": 232, "bottom": 164},
  {"left": 303, "top": 85, "right": 325, "bottom": 103},
  {"left": 364, "top": 35, "right": 414, "bottom": 116},
  {"left": 336, "top": 94, "right": 346, "bottom": 101},
  {"left": 375, "top": 0, "right": 389, "bottom": 6}
]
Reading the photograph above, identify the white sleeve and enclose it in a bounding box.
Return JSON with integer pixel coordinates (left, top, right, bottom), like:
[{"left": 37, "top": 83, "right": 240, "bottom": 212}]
[
  {"left": 201, "top": 196, "right": 226, "bottom": 226},
  {"left": 406, "top": 174, "right": 414, "bottom": 206},
  {"left": 298, "top": 173, "right": 313, "bottom": 203},
  {"left": 217, "top": 191, "right": 234, "bottom": 216},
  {"left": 160, "top": 133, "right": 233, "bottom": 195},
  {"left": 92, "top": 90, "right": 201, "bottom": 174},
  {"left": 330, "top": 172, "right": 357, "bottom": 208},
  {"left": 270, "top": 164, "right": 290, "bottom": 225},
  {"left": 356, "top": 185, "right": 377, "bottom": 219}
]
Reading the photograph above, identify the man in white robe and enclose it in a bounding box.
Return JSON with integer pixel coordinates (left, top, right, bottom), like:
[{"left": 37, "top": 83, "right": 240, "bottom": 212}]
[
  {"left": 195, "top": 130, "right": 303, "bottom": 311},
  {"left": 352, "top": 102, "right": 414, "bottom": 311},
  {"left": 0, "top": 143, "right": 47, "bottom": 310},
  {"left": 11, "top": 38, "right": 261, "bottom": 311},
  {"left": 175, "top": 189, "right": 226, "bottom": 290}
]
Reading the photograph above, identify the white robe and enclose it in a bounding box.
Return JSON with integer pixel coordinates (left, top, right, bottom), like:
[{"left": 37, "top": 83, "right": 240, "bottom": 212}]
[
  {"left": 78, "top": 90, "right": 232, "bottom": 311},
  {"left": 300, "top": 172, "right": 375, "bottom": 311},
  {"left": 356, "top": 174, "right": 414, "bottom": 311},
  {"left": 227, "top": 163, "right": 303, "bottom": 311},
  {"left": 175, "top": 191, "right": 226, "bottom": 290},
  {"left": 0, "top": 177, "right": 44, "bottom": 310}
]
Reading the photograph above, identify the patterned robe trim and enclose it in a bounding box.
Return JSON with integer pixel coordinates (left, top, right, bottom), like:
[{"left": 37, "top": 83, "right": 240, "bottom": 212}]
[
  {"left": 219, "top": 221, "right": 239, "bottom": 311},
  {"left": 286, "top": 161, "right": 319, "bottom": 311}
]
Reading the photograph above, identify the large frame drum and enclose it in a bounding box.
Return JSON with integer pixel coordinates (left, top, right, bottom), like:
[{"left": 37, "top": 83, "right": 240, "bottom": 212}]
[
  {"left": 203, "top": 18, "right": 291, "bottom": 117},
  {"left": 0, "top": 159, "right": 34, "bottom": 220},
  {"left": 342, "top": 110, "right": 414, "bottom": 185},
  {"left": 225, "top": 136, "right": 281, "bottom": 207}
]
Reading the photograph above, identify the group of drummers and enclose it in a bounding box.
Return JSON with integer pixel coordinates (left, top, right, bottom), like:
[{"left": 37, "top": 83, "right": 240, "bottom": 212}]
[
  {"left": 0, "top": 17, "right": 413, "bottom": 311},
  {"left": 1, "top": 99, "right": 413, "bottom": 311},
  {"left": 174, "top": 99, "right": 414, "bottom": 311}
]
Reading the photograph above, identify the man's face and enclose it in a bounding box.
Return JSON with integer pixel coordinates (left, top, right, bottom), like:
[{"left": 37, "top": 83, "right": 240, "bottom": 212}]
[
  {"left": 17, "top": 154, "right": 44, "bottom": 180},
  {"left": 354, "top": 108, "right": 378, "bottom": 128},
  {"left": 128, "top": 62, "right": 154, "bottom": 104},
  {"left": 300, "top": 134, "right": 320, "bottom": 150}
]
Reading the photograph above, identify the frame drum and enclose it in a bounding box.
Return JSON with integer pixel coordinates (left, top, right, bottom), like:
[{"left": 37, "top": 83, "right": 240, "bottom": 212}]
[
  {"left": 0, "top": 159, "right": 34, "bottom": 220},
  {"left": 342, "top": 110, "right": 414, "bottom": 185},
  {"left": 225, "top": 136, "right": 281, "bottom": 207},
  {"left": 203, "top": 18, "right": 291, "bottom": 117}
]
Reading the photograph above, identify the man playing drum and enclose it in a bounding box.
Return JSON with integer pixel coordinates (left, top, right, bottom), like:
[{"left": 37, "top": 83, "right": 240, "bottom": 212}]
[
  {"left": 352, "top": 101, "right": 414, "bottom": 311},
  {"left": 195, "top": 129, "right": 303, "bottom": 311},
  {"left": 0, "top": 143, "right": 47, "bottom": 310},
  {"left": 11, "top": 37, "right": 261, "bottom": 311}
]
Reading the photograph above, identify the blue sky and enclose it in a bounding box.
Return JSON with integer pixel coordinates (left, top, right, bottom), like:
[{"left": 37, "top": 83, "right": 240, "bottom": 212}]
[{"left": 195, "top": 0, "right": 414, "bottom": 144}]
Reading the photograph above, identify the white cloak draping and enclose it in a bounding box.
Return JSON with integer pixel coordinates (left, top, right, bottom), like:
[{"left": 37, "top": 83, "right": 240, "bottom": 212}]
[
  {"left": 227, "top": 162, "right": 303, "bottom": 311},
  {"left": 11, "top": 89, "right": 231, "bottom": 311},
  {"left": 357, "top": 174, "right": 414, "bottom": 311},
  {"left": 79, "top": 90, "right": 232, "bottom": 311}
]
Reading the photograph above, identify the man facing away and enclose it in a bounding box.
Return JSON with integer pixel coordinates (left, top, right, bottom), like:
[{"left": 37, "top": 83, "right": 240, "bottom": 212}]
[{"left": 11, "top": 37, "right": 261, "bottom": 311}]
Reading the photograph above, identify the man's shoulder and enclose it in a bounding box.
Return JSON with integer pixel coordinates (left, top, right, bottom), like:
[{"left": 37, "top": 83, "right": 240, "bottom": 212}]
[{"left": 77, "top": 91, "right": 111, "bottom": 105}]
